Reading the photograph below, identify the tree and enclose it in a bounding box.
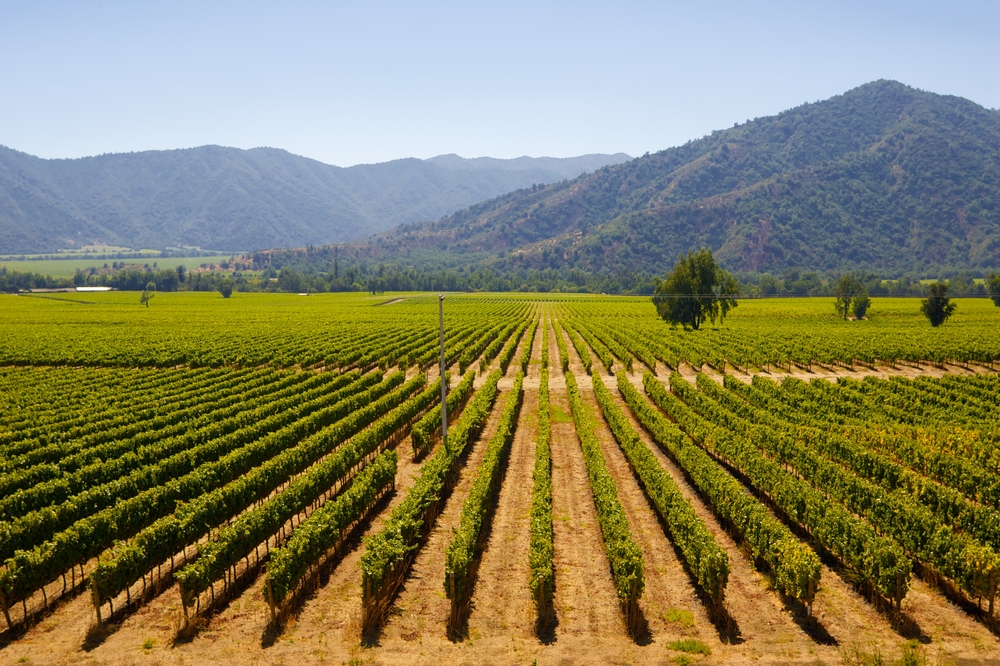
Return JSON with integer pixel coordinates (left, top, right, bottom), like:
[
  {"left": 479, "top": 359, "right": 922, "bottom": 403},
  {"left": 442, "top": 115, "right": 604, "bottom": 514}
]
[
  {"left": 852, "top": 293, "right": 871, "bottom": 319},
  {"left": 155, "top": 269, "right": 179, "bottom": 292},
  {"left": 987, "top": 272, "right": 1000, "bottom": 307},
  {"left": 920, "top": 282, "right": 956, "bottom": 327},
  {"left": 834, "top": 275, "right": 870, "bottom": 320},
  {"left": 218, "top": 278, "right": 235, "bottom": 298},
  {"left": 653, "top": 248, "right": 739, "bottom": 330},
  {"left": 139, "top": 281, "right": 155, "bottom": 308}
]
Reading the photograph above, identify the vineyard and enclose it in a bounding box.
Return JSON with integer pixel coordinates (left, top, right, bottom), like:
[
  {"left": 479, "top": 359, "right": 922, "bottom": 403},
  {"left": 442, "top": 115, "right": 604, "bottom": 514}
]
[{"left": 1, "top": 291, "right": 999, "bottom": 665}]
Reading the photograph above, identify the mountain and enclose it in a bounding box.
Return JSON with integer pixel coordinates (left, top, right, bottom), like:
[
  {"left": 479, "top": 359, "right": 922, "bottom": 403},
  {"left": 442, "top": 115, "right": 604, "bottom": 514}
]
[
  {"left": 0, "top": 148, "right": 630, "bottom": 254},
  {"left": 359, "top": 81, "right": 1000, "bottom": 276}
]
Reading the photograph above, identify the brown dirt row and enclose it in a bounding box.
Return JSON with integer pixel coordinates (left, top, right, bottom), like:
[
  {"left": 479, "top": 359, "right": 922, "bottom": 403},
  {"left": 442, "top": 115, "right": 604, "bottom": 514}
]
[
  {"left": 657, "top": 357, "right": 992, "bottom": 386},
  {"left": 556, "top": 319, "right": 820, "bottom": 663},
  {"left": 579, "top": 386, "right": 718, "bottom": 646},
  {"left": 465, "top": 389, "right": 537, "bottom": 639}
]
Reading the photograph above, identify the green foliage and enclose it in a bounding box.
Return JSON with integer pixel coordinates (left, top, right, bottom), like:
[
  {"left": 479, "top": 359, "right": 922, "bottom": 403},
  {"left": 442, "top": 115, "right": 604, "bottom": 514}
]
[
  {"left": 529, "top": 364, "right": 554, "bottom": 610},
  {"left": 834, "top": 275, "right": 871, "bottom": 320},
  {"left": 921, "top": 282, "right": 957, "bottom": 327},
  {"left": 619, "top": 372, "right": 821, "bottom": 602},
  {"left": 648, "top": 372, "right": 910, "bottom": 602},
  {"left": 653, "top": 249, "right": 739, "bottom": 330},
  {"left": 668, "top": 639, "right": 711, "bottom": 655},
  {"left": 593, "top": 374, "right": 729, "bottom": 604},
  {"left": 560, "top": 296, "right": 1000, "bottom": 369},
  {"left": 561, "top": 321, "right": 593, "bottom": 374},
  {"left": 516, "top": 318, "right": 537, "bottom": 376},
  {"left": 410, "top": 370, "right": 476, "bottom": 459},
  {"left": 564, "top": 372, "right": 644, "bottom": 628},
  {"left": 359, "top": 370, "right": 502, "bottom": 609},
  {"left": 175, "top": 376, "right": 428, "bottom": 607},
  {"left": 461, "top": 322, "right": 514, "bottom": 373},
  {"left": 218, "top": 278, "right": 235, "bottom": 298},
  {"left": 662, "top": 608, "right": 694, "bottom": 627},
  {"left": 0, "top": 371, "right": 365, "bottom": 559},
  {"left": 444, "top": 372, "right": 524, "bottom": 606},
  {"left": 262, "top": 450, "right": 397, "bottom": 605},
  {"left": 718, "top": 374, "right": 1000, "bottom": 604},
  {"left": 554, "top": 320, "right": 570, "bottom": 373},
  {"left": 0, "top": 292, "right": 535, "bottom": 368},
  {"left": 5, "top": 291, "right": 1000, "bottom": 627},
  {"left": 84, "top": 373, "right": 411, "bottom": 607},
  {"left": 139, "top": 282, "right": 154, "bottom": 307},
  {"left": 486, "top": 320, "right": 528, "bottom": 375}
]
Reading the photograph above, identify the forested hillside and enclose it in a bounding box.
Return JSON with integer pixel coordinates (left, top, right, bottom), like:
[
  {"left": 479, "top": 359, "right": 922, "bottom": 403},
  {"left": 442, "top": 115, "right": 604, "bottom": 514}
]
[
  {"left": 0, "top": 147, "right": 628, "bottom": 253},
  {"left": 361, "top": 80, "right": 1000, "bottom": 276}
]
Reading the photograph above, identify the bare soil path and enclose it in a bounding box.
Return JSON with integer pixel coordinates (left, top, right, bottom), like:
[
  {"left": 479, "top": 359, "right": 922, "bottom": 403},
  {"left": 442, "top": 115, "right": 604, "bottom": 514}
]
[
  {"left": 465, "top": 389, "right": 538, "bottom": 640},
  {"left": 534, "top": 318, "right": 629, "bottom": 652},
  {"left": 580, "top": 384, "right": 717, "bottom": 643},
  {"left": 373, "top": 387, "right": 509, "bottom": 647},
  {"left": 566, "top": 324, "right": 917, "bottom": 663}
]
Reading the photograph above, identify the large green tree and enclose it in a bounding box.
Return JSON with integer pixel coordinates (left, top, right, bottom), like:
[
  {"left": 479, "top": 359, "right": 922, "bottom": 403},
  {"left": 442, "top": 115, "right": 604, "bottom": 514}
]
[
  {"left": 834, "top": 274, "right": 871, "bottom": 320},
  {"left": 920, "top": 282, "right": 957, "bottom": 327},
  {"left": 653, "top": 248, "right": 739, "bottom": 330}
]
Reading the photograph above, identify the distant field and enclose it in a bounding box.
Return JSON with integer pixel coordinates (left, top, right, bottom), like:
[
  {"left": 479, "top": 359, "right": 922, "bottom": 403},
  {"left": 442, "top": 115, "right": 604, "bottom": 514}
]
[{"left": 0, "top": 255, "right": 235, "bottom": 278}]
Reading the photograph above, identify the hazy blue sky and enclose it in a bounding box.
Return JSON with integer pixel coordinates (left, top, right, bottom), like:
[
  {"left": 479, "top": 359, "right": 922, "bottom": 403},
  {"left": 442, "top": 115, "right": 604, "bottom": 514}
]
[{"left": 2, "top": 1, "right": 997, "bottom": 166}]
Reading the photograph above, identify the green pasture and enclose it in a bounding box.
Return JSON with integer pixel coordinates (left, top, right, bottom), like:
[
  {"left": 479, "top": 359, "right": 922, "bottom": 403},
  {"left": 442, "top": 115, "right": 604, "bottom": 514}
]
[{"left": 0, "top": 255, "right": 235, "bottom": 278}]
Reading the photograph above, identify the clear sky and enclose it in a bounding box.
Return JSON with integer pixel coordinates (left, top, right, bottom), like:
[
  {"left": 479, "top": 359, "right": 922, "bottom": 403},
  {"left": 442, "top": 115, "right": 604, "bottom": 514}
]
[{"left": 2, "top": 0, "right": 997, "bottom": 167}]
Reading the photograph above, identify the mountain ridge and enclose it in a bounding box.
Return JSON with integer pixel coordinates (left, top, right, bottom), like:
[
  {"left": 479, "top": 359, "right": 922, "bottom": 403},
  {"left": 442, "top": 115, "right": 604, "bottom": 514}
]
[
  {"left": 354, "top": 80, "right": 1000, "bottom": 276},
  {"left": 0, "top": 146, "right": 630, "bottom": 253}
]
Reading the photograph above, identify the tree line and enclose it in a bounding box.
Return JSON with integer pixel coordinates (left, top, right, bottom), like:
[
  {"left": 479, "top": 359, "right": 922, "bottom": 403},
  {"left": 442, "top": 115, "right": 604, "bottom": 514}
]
[{"left": 3, "top": 260, "right": 1000, "bottom": 306}]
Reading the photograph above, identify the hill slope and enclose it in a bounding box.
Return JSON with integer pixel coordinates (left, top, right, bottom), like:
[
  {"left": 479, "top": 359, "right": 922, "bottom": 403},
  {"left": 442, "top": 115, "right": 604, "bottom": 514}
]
[
  {"left": 365, "top": 81, "right": 1000, "bottom": 275},
  {"left": 0, "top": 148, "right": 629, "bottom": 253}
]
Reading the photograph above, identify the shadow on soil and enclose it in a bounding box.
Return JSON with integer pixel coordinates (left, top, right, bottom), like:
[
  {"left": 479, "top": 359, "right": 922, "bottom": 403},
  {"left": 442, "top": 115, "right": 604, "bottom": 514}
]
[
  {"left": 535, "top": 591, "right": 559, "bottom": 645},
  {"left": 781, "top": 595, "right": 837, "bottom": 646}
]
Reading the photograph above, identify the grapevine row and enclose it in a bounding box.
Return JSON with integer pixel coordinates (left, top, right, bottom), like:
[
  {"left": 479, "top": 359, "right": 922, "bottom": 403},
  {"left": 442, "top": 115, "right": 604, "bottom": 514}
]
[
  {"left": 563, "top": 371, "right": 644, "bottom": 634},
  {"left": 529, "top": 356, "right": 553, "bottom": 626},
  {"left": 176, "top": 375, "right": 436, "bottom": 614},
  {"left": 644, "top": 373, "right": 911, "bottom": 604},
  {"left": 688, "top": 370, "right": 1000, "bottom": 599},
  {"left": 444, "top": 371, "right": 524, "bottom": 634},
  {"left": 617, "top": 373, "right": 821, "bottom": 605},
  {"left": 591, "top": 373, "right": 730, "bottom": 609},
  {"left": 359, "top": 369, "right": 503, "bottom": 633},
  {"left": 261, "top": 451, "right": 397, "bottom": 620},
  {"left": 410, "top": 370, "right": 476, "bottom": 460},
  {"left": 87, "top": 374, "right": 422, "bottom": 611}
]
